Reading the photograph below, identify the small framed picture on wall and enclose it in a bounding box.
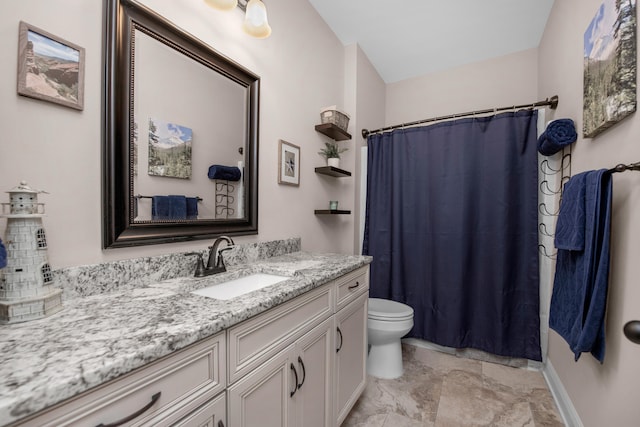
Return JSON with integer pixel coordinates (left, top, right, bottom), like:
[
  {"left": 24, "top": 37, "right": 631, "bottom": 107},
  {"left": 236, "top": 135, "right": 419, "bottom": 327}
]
[
  {"left": 278, "top": 139, "right": 300, "bottom": 186},
  {"left": 17, "top": 21, "right": 86, "bottom": 110}
]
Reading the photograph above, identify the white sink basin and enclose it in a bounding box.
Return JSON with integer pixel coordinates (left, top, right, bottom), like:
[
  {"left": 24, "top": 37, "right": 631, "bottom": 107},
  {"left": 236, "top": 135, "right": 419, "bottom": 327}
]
[{"left": 191, "top": 273, "right": 291, "bottom": 300}]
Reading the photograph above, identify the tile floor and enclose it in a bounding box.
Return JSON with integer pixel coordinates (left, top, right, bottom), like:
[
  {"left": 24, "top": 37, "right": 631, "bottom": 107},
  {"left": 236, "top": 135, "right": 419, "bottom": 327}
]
[{"left": 343, "top": 344, "right": 565, "bottom": 427}]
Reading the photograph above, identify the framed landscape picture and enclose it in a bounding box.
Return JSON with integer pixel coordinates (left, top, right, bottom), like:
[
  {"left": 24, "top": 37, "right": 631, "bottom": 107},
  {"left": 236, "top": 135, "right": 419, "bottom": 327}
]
[
  {"left": 583, "top": 0, "right": 637, "bottom": 138},
  {"left": 278, "top": 139, "right": 300, "bottom": 186},
  {"left": 17, "top": 21, "right": 85, "bottom": 110}
]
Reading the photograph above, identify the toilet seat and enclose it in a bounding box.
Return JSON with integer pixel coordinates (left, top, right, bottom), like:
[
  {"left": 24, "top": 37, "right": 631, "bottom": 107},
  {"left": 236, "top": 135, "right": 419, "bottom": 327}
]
[{"left": 368, "top": 298, "right": 414, "bottom": 321}]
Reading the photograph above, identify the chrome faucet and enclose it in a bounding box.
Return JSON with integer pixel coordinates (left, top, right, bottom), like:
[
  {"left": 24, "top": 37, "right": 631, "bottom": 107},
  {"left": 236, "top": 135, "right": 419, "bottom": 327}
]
[{"left": 185, "top": 236, "right": 235, "bottom": 277}]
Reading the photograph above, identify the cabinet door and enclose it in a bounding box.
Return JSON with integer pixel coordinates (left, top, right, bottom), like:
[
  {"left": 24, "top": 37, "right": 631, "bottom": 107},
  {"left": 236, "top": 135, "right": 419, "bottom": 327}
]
[
  {"left": 227, "top": 344, "right": 296, "bottom": 427},
  {"left": 334, "top": 293, "right": 368, "bottom": 426},
  {"left": 293, "top": 317, "right": 333, "bottom": 427}
]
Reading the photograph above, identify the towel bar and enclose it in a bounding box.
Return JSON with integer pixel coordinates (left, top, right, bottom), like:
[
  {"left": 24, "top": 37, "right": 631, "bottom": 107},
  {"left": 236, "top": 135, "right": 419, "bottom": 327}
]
[
  {"left": 135, "top": 194, "right": 203, "bottom": 201},
  {"left": 609, "top": 161, "right": 640, "bottom": 173}
]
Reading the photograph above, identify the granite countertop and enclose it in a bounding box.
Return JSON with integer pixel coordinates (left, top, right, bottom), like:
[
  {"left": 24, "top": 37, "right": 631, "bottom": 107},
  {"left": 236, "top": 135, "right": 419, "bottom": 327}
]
[{"left": 0, "top": 251, "right": 371, "bottom": 426}]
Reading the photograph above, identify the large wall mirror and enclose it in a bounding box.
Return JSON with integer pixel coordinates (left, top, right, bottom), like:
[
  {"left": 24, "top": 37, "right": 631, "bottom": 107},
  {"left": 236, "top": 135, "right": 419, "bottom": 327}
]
[{"left": 103, "top": 0, "right": 259, "bottom": 248}]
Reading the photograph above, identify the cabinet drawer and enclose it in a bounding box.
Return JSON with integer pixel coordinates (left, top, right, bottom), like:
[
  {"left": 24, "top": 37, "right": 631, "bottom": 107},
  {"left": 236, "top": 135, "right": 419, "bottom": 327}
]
[
  {"left": 335, "top": 266, "right": 369, "bottom": 311},
  {"left": 228, "top": 283, "right": 333, "bottom": 384},
  {"left": 19, "top": 333, "right": 226, "bottom": 427}
]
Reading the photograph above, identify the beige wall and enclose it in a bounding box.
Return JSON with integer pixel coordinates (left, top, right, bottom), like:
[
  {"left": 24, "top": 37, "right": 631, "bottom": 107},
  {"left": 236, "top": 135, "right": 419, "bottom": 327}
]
[
  {"left": 540, "top": 1, "right": 640, "bottom": 426},
  {"left": 0, "top": 0, "right": 364, "bottom": 268},
  {"left": 343, "top": 44, "right": 386, "bottom": 254},
  {"left": 385, "top": 48, "right": 540, "bottom": 127}
]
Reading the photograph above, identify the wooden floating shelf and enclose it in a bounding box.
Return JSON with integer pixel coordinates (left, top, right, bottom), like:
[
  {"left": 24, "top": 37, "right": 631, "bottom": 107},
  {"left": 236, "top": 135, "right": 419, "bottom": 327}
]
[
  {"left": 314, "top": 210, "right": 351, "bottom": 215},
  {"left": 314, "top": 166, "right": 352, "bottom": 177},
  {"left": 315, "top": 123, "right": 351, "bottom": 141}
]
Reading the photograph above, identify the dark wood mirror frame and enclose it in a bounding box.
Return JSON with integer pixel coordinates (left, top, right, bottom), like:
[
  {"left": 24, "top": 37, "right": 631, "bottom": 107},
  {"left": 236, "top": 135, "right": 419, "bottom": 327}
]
[{"left": 103, "top": 0, "right": 259, "bottom": 248}]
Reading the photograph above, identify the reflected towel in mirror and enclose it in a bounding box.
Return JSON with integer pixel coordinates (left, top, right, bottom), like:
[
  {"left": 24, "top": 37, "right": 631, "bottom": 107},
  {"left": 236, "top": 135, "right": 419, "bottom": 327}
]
[
  {"left": 208, "top": 165, "right": 242, "bottom": 181},
  {"left": 186, "top": 197, "right": 199, "bottom": 220},
  {"left": 152, "top": 195, "right": 187, "bottom": 220}
]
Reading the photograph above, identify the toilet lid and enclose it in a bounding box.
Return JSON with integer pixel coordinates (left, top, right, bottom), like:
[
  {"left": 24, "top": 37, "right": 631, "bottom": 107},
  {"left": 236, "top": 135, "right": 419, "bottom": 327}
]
[{"left": 368, "top": 298, "right": 414, "bottom": 321}]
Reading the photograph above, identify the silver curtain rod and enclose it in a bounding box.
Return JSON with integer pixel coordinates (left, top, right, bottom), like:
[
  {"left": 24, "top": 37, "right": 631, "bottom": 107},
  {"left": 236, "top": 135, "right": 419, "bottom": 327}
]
[{"left": 361, "top": 95, "right": 559, "bottom": 139}]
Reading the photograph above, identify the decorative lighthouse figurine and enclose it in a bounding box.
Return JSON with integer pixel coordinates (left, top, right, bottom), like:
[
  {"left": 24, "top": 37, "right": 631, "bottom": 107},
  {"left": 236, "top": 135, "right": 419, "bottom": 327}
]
[{"left": 0, "top": 181, "right": 63, "bottom": 324}]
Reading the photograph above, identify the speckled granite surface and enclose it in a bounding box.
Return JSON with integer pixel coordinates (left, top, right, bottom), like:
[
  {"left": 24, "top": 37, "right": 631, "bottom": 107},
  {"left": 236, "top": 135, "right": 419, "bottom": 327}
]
[
  {"left": 55, "top": 237, "right": 301, "bottom": 300},
  {"left": 0, "top": 238, "right": 371, "bottom": 426}
]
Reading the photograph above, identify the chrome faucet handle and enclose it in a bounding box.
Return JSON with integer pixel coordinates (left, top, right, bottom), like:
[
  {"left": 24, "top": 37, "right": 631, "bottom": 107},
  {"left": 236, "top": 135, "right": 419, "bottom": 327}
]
[{"left": 185, "top": 252, "right": 205, "bottom": 277}]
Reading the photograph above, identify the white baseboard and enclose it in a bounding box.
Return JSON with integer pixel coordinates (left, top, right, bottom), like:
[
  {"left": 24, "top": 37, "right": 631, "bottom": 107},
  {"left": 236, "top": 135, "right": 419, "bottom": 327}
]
[{"left": 542, "top": 360, "right": 583, "bottom": 427}]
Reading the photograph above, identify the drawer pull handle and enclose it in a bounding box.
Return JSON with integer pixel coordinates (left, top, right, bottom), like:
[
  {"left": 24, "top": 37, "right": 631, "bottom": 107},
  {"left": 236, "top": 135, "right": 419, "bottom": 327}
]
[
  {"left": 290, "top": 363, "right": 299, "bottom": 397},
  {"left": 336, "top": 326, "right": 343, "bottom": 353},
  {"left": 96, "top": 392, "right": 161, "bottom": 427},
  {"left": 348, "top": 281, "right": 360, "bottom": 290},
  {"left": 297, "top": 356, "right": 306, "bottom": 389}
]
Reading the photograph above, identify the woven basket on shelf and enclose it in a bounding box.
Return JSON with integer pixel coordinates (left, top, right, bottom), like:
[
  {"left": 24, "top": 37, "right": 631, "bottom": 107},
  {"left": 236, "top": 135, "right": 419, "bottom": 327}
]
[{"left": 320, "top": 108, "right": 350, "bottom": 131}]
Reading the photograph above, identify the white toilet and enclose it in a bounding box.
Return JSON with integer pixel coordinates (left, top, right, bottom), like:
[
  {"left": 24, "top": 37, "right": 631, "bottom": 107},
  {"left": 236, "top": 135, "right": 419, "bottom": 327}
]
[{"left": 367, "top": 298, "right": 414, "bottom": 379}]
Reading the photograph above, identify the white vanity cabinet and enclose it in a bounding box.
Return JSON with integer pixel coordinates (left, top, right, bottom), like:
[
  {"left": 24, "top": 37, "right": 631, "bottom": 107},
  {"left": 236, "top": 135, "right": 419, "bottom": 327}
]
[
  {"left": 10, "top": 265, "right": 370, "bottom": 427},
  {"left": 334, "top": 293, "right": 368, "bottom": 425},
  {"left": 16, "top": 332, "right": 227, "bottom": 427},
  {"left": 227, "top": 317, "right": 334, "bottom": 427},
  {"left": 332, "top": 268, "right": 369, "bottom": 425},
  {"left": 227, "top": 265, "right": 369, "bottom": 427}
]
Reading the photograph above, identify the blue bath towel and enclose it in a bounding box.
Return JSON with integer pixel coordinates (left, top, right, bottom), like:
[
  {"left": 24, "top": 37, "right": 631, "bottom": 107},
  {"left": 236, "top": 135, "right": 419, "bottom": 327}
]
[
  {"left": 0, "top": 238, "right": 6, "bottom": 269},
  {"left": 554, "top": 173, "right": 587, "bottom": 251},
  {"left": 208, "top": 165, "right": 241, "bottom": 181},
  {"left": 549, "top": 169, "right": 612, "bottom": 363},
  {"left": 152, "top": 195, "right": 187, "bottom": 220},
  {"left": 186, "top": 197, "right": 199, "bottom": 220},
  {"left": 537, "top": 119, "right": 577, "bottom": 156}
]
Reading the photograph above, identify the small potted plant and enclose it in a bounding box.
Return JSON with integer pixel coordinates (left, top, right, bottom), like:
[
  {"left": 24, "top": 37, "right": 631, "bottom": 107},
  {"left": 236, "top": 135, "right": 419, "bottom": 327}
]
[{"left": 318, "top": 142, "right": 347, "bottom": 168}]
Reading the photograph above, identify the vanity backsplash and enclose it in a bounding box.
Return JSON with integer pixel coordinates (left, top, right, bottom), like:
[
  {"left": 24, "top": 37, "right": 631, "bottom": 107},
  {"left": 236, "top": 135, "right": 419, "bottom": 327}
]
[{"left": 54, "top": 238, "right": 301, "bottom": 300}]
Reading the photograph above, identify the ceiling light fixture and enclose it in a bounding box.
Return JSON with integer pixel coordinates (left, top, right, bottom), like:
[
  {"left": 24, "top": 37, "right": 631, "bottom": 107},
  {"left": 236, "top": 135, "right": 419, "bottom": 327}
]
[
  {"left": 203, "top": 0, "right": 237, "bottom": 11},
  {"left": 204, "top": 0, "right": 271, "bottom": 39}
]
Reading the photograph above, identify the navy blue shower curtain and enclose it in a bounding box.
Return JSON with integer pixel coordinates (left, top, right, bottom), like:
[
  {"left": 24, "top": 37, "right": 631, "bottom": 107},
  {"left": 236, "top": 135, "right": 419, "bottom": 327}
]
[{"left": 363, "top": 110, "right": 541, "bottom": 361}]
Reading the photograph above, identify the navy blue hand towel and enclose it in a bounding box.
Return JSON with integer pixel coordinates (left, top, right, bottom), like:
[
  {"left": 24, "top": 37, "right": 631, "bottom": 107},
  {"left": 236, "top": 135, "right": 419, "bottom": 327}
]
[
  {"left": 549, "top": 169, "right": 612, "bottom": 363},
  {"left": 208, "top": 165, "right": 241, "bottom": 181},
  {"left": 537, "top": 119, "right": 577, "bottom": 156},
  {"left": 186, "top": 197, "right": 199, "bottom": 220},
  {"left": 152, "top": 195, "right": 187, "bottom": 220}
]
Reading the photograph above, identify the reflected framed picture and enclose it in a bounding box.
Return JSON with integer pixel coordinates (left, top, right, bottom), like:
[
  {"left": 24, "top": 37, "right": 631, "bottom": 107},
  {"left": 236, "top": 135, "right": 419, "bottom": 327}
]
[
  {"left": 17, "top": 21, "right": 85, "bottom": 110},
  {"left": 278, "top": 139, "right": 300, "bottom": 186},
  {"left": 583, "top": 0, "right": 637, "bottom": 138},
  {"left": 147, "top": 117, "right": 193, "bottom": 179}
]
